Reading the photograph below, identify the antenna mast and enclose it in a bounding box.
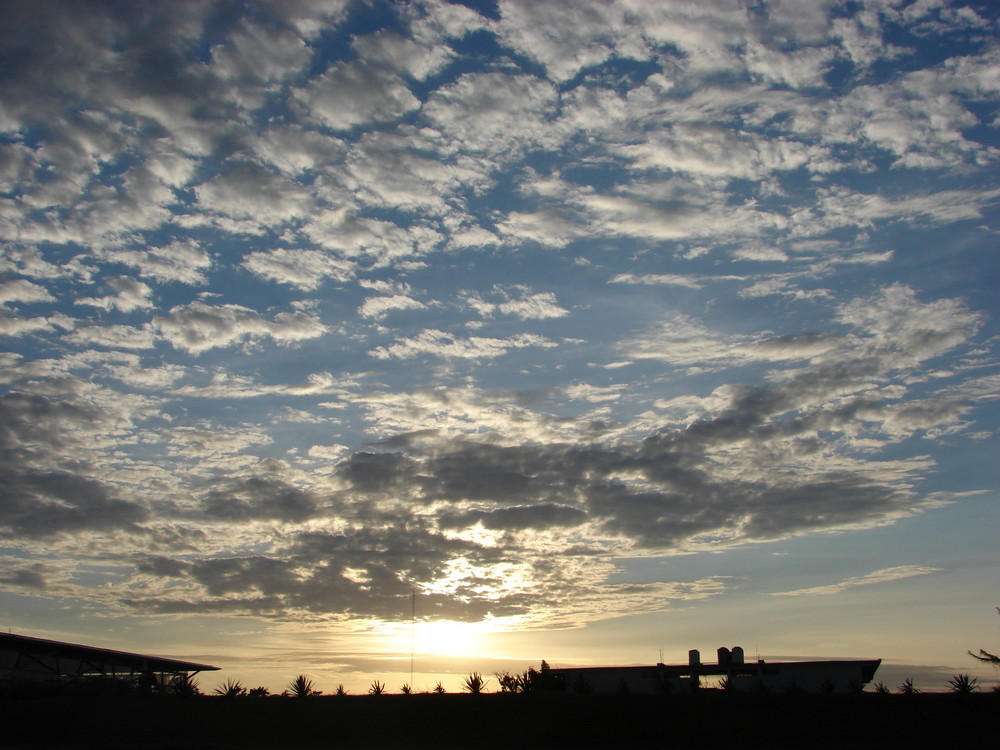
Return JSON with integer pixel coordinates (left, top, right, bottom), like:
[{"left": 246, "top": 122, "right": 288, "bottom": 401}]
[{"left": 410, "top": 589, "right": 416, "bottom": 687}]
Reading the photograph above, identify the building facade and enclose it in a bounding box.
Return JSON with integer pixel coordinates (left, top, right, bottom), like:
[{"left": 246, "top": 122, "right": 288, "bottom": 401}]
[{"left": 548, "top": 647, "right": 881, "bottom": 694}]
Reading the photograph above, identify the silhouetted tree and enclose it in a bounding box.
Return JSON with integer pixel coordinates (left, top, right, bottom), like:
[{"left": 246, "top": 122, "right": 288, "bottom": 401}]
[
  {"left": 400, "top": 683, "right": 412, "bottom": 695},
  {"left": 526, "top": 660, "right": 562, "bottom": 692},
  {"left": 368, "top": 680, "right": 385, "bottom": 695},
  {"left": 872, "top": 681, "right": 890, "bottom": 694},
  {"left": 248, "top": 686, "right": 270, "bottom": 697},
  {"left": 897, "top": 678, "right": 919, "bottom": 695},
  {"left": 335, "top": 684, "right": 348, "bottom": 696},
  {"left": 433, "top": 681, "right": 446, "bottom": 694},
  {"left": 968, "top": 606, "right": 1000, "bottom": 668}
]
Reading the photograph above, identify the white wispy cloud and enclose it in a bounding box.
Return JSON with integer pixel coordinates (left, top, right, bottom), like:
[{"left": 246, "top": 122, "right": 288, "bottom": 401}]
[
  {"left": 369, "top": 329, "right": 558, "bottom": 360},
  {"left": 769, "top": 565, "right": 940, "bottom": 597}
]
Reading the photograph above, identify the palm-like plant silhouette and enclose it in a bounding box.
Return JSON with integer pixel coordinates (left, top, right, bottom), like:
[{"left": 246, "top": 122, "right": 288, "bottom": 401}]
[
  {"left": 948, "top": 674, "right": 979, "bottom": 693},
  {"left": 462, "top": 672, "right": 486, "bottom": 694},
  {"left": 170, "top": 673, "right": 202, "bottom": 698},
  {"left": 287, "top": 675, "right": 318, "bottom": 698},
  {"left": 897, "top": 678, "right": 919, "bottom": 695},
  {"left": 368, "top": 679, "right": 385, "bottom": 695},
  {"left": 214, "top": 678, "right": 247, "bottom": 698}
]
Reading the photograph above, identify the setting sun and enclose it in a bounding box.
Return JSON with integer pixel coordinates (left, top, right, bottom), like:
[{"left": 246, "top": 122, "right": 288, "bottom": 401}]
[{"left": 412, "top": 620, "right": 492, "bottom": 658}]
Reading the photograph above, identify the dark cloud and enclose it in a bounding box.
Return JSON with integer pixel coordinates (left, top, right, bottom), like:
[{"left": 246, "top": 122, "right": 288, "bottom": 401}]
[
  {"left": 439, "top": 503, "right": 588, "bottom": 531},
  {"left": 0, "top": 564, "right": 50, "bottom": 590},
  {"left": 127, "top": 524, "right": 520, "bottom": 621},
  {"left": 0, "top": 469, "right": 148, "bottom": 540},
  {"left": 202, "top": 477, "right": 319, "bottom": 523}
]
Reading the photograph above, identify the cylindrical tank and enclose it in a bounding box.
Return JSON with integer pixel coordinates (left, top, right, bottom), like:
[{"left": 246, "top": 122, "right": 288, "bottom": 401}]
[
  {"left": 717, "top": 646, "right": 731, "bottom": 665},
  {"left": 688, "top": 649, "right": 700, "bottom": 668},
  {"left": 731, "top": 646, "right": 745, "bottom": 665}
]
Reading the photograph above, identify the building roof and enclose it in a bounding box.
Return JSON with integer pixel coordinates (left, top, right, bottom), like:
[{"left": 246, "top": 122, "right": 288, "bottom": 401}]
[{"left": 0, "top": 632, "right": 219, "bottom": 674}]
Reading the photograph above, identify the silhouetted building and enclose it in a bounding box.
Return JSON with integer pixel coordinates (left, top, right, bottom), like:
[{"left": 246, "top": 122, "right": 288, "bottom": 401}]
[
  {"left": 549, "top": 647, "right": 880, "bottom": 694},
  {"left": 0, "top": 632, "right": 219, "bottom": 696}
]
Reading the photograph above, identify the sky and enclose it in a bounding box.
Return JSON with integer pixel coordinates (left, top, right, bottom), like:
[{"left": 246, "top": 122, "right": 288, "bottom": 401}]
[{"left": 1, "top": 0, "right": 998, "bottom": 694}]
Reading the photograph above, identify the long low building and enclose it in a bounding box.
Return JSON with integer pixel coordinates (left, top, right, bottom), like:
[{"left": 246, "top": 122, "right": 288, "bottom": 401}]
[
  {"left": 549, "top": 647, "right": 881, "bottom": 694},
  {"left": 0, "top": 632, "right": 219, "bottom": 696}
]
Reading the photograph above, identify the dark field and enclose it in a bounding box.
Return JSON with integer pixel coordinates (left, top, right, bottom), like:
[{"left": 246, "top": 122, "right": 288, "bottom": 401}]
[{"left": 2, "top": 692, "right": 995, "bottom": 749}]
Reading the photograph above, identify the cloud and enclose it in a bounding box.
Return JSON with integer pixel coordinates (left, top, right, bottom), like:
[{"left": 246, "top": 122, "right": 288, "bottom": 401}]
[
  {"left": 252, "top": 125, "right": 345, "bottom": 175},
  {"left": 0, "top": 279, "right": 56, "bottom": 305},
  {"left": 351, "top": 29, "right": 453, "bottom": 81},
  {"left": 369, "top": 329, "right": 557, "bottom": 360},
  {"left": 201, "top": 477, "right": 319, "bottom": 523},
  {"left": 155, "top": 302, "right": 327, "bottom": 354},
  {"left": 422, "top": 72, "right": 561, "bottom": 156},
  {"left": 0, "top": 1, "right": 996, "bottom": 634},
  {"left": 64, "top": 324, "right": 157, "bottom": 350},
  {"left": 610, "top": 273, "right": 703, "bottom": 289},
  {"left": 195, "top": 162, "right": 314, "bottom": 228},
  {"left": 439, "top": 503, "right": 588, "bottom": 532},
  {"left": 97, "top": 240, "right": 212, "bottom": 285},
  {"left": 302, "top": 213, "right": 443, "bottom": 265},
  {"left": 497, "top": 290, "right": 568, "bottom": 320},
  {"left": 359, "top": 294, "right": 426, "bottom": 320},
  {"left": 461, "top": 285, "right": 569, "bottom": 320},
  {"left": 295, "top": 59, "right": 420, "bottom": 131},
  {"left": 169, "top": 371, "right": 347, "bottom": 400},
  {"left": 242, "top": 248, "right": 355, "bottom": 290},
  {"left": 74, "top": 276, "right": 153, "bottom": 313},
  {"left": 769, "top": 565, "right": 940, "bottom": 597},
  {"left": 0, "top": 469, "right": 149, "bottom": 541}
]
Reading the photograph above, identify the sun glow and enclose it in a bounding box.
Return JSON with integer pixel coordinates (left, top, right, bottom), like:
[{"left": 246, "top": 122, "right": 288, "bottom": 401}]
[{"left": 412, "top": 619, "right": 491, "bottom": 657}]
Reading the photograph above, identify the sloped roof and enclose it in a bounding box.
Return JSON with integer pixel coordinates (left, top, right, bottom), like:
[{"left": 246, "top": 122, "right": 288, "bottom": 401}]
[{"left": 0, "top": 632, "right": 219, "bottom": 673}]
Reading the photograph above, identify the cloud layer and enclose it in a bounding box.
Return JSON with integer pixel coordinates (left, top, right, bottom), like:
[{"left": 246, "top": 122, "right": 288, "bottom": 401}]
[{"left": 0, "top": 0, "right": 997, "bottom": 632}]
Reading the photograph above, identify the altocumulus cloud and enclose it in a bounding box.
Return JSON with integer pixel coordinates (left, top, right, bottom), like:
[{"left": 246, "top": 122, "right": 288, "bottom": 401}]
[{"left": 0, "top": 0, "right": 997, "bottom": 633}]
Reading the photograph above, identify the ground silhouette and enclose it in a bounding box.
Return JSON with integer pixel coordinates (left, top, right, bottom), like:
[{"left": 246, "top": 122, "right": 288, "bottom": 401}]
[{"left": 2, "top": 691, "right": 995, "bottom": 749}]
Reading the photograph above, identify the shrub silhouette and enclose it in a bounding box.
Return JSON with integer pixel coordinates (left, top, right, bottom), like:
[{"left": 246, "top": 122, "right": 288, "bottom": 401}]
[
  {"left": 495, "top": 671, "right": 521, "bottom": 693},
  {"left": 433, "top": 681, "right": 446, "bottom": 694},
  {"left": 368, "top": 680, "right": 385, "bottom": 696},
  {"left": 335, "top": 684, "right": 348, "bottom": 696},
  {"left": 898, "top": 678, "right": 919, "bottom": 695},
  {"left": 248, "top": 686, "right": 270, "bottom": 697},
  {"left": 400, "top": 683, "right": 412, "bottom": 695}
]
